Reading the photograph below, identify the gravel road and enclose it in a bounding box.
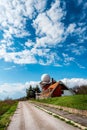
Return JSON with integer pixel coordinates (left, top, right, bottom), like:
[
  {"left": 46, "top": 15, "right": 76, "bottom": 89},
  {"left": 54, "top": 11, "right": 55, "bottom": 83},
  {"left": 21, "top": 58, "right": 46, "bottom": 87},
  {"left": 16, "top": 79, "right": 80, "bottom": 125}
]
[{"left": 7, "top": 101, "right": 79, "bottom": 130}]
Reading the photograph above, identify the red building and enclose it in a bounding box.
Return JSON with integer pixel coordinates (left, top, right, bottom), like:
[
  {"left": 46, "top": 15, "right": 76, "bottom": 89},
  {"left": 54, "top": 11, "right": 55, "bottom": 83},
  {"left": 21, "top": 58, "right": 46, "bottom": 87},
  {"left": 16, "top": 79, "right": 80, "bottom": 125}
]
[{"left": 37, "top": 74, "right": 74, "bottom": 99}]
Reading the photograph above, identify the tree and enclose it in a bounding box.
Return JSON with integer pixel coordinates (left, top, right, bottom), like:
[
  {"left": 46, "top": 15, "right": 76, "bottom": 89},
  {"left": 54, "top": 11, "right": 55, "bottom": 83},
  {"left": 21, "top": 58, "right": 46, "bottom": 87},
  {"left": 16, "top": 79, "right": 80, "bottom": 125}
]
[
  {"left": 72, "top": 85, "right": 87, "bottom": 94},
  {"left": 26, "top": 85, "right": 35, "bottom": 99},
  {"left": 26, "top": 85, "right": 41, "bottom": 99},
  {"left": 34, "top": 85, "right": 41, "bottom": 93}
]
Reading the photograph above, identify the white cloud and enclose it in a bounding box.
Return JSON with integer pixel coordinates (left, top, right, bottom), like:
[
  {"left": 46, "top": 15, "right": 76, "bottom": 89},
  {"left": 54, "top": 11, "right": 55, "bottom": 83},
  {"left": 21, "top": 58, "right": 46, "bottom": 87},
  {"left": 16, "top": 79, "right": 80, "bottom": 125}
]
[
  {"left": 39, "top": 53, "right": 55, "bottom": 65},
  {"left": 0, "top": 0, "right": 29, "bottom": 38},
  {"left": 62, "top": 53, "right": 74, "bottom": 65},
  {"left": 0, "top": 83, "right": 25, "bottom": 100},
  {"left": 77, "top": 0, "right": 83, "bottom": 5},
  {"left": 0, "top": 77, "right": 87, "bottom": 100},
  {"left": 66, "top": 23, "right": 76, "bottom": 34},
  {"left": 25, "top": 40, "right": 35, "bottom": 48},
  {"left": 0, "top": 81, "right": 39, "bottom": 100},
  {"left": 0, "top": 0, "right": 49, "bottom": 65},
  {"left": 62, "top": 53, "right": 85, "bottom": 69},
  {"left": 66, "top": 44, "right": 87, "bottom": 56},
  {"left": 0, "top": 0, "right": 86, "bottom": 67},
  {"left": 27, "top": 81, "right": 40, "bottom": 87},
  {"left": 4, "top": 66, "right": 16, "bottom": 70},
  {"left": 25, "top": 0, "right": 46, "bottom": 19},
  {"left": 34, "top": 0, "right": 47, "bottom": 13},
  {"left": 77, "top": 64, "right": 85, "bottom": 69},
  {"left": 72, "top": 49, "right": 83, "bottom": 55},
  {"left": 33, "top": 0, "right": 65, "bottom": 46},
  {"left": 73, "top": 61, "right": 85, "bottom": 69},
  {"left": 47, "top": 0, "right": 65, "bottom": 22},
  {"left": 62, "top": 78, "right": 87, "bottom": 88},
  {"left": 0, "top": 49, "right": 37, "bottom": 64},
  {"left": 76, "top": 26, "right": 87, "bottom": 43},
  {"left": 31, "top": 47, "right": 50, "bottom": 57}
]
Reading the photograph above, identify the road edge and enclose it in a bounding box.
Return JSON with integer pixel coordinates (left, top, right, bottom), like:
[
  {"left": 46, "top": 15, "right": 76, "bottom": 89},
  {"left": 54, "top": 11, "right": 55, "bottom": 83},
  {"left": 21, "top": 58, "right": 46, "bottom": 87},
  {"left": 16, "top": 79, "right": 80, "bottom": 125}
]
[{"left": 35, "top": 104, "right": 87, "bottom": 130}]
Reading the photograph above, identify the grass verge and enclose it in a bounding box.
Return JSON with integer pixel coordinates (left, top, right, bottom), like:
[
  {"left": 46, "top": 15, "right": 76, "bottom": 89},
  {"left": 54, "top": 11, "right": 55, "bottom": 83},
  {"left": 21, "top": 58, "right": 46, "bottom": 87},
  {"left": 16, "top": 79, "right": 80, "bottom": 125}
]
[
  {"left": 36, "top": 95, "right": 87, "bottom": 110},
  {"left": 0, "top": 100, "right": 18, "bottom": 130}
]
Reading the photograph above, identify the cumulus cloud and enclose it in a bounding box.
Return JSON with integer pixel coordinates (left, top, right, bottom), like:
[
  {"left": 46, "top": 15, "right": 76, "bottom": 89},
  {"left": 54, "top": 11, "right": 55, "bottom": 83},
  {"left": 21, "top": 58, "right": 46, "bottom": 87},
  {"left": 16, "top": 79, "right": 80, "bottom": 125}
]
[
  {"left": 0, "top": 83, "right": 25, "bottom": 100},
  {"left": 0, "top": 49, "right": 37, "bottom": 64},
  {"left": 72, "top": 46, "right": 86, "bottom": 55},
  {"left": 66, "top": 23, "right": 76, "bottom": 34},
  {"left": 33, "top": 0, "right": 65, "bottom": 46},
  {"left": 0, "top": 81, "right": 39, "bottom": 100},
  {"left": 25, "top": 40, "right": 35, "bottom": 48},
  {"left": 73, "top": 61, "right": 86, "bottom": 69},
  {"left": 0, "top": 0, "right": 48, "bottom": 65},
  {"left": 38, "top": 52, "right": 58, "bottom": 65},
  {"left": 0, "top": 0, "right": 86, "bottom": 67},
  {"left": 0, "top": 0, "right": 46, "bottom": 36},
  {"left": 0, "top": 0, "right": 29, "bottom": 38},
  {"left": 0, "top": 0, "right": 66, "bottom": 66},
  {"left": 62, "top": 78, "right": 87, "bottom": 88},
  {"left": 1, "top": 78, "right": 87, "bottom": 100},
  {"left": 66, "top": 43, "right": 87, "bottom": 59},
  {"left": 62, "top": 53, "right": 74, "bottom": 65},
  {"left": 25, "top": 0, "right": 46, "bottom": 19}
]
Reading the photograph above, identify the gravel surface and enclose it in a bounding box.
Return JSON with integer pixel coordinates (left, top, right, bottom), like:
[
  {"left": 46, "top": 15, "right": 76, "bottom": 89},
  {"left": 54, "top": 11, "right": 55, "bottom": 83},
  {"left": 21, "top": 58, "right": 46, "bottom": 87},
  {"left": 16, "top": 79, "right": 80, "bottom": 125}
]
[{"left": 7, "top": 101, "right": 79, "bottom": 130}]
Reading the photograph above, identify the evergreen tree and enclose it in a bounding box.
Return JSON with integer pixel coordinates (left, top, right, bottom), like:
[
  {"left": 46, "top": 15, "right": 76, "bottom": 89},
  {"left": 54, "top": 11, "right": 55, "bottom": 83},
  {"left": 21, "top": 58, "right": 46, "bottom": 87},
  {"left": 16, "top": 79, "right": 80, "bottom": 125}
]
[
  {"left": 34, "top": 85, "right": 41, "bottom": 93},
  {"left": 26, "top": 85, "right": 35, "bottom": 99},
  {"left": 26, "top": 85, "right": 41, "bottom": 99}
]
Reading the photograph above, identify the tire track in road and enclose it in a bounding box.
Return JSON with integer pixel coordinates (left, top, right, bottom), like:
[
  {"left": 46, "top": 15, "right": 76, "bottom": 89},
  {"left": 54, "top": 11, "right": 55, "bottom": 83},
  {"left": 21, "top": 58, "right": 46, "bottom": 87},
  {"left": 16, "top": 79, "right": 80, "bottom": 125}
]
[
  {"left": 25, "top": 102, "right": 56, "bottom": 130},
  {"left": 7, "top": 102, "right": 21, "bottom": 130},
  {"left": 19, "top": 102, "right": 25, "bottom": 130},
  {"left": 7, "top": 101, "right": 80, "bottom": 130}
]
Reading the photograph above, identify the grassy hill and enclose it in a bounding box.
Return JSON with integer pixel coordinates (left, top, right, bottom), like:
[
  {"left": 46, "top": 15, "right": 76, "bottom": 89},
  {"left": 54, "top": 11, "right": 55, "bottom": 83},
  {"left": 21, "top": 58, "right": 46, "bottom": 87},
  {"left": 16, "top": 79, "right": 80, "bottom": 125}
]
[
  {"left": 0, "top": 100, "right": 18, "bottom": 130},
  {"left": 37, "top": 95, "right": 87, "bottom": 110}
]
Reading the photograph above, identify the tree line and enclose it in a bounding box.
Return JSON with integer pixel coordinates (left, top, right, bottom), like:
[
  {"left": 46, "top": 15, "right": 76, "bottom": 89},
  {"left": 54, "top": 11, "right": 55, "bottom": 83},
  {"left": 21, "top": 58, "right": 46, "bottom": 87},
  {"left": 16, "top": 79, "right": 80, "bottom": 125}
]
[
  {"left": 19, "top": 84, "right": 87, "bottom": 101},
  {"left": 72, "top": 85, "right": 87, "bottom": 94},
  {"left": 26, "top": 85, "right": 41, "bottom": 99}
]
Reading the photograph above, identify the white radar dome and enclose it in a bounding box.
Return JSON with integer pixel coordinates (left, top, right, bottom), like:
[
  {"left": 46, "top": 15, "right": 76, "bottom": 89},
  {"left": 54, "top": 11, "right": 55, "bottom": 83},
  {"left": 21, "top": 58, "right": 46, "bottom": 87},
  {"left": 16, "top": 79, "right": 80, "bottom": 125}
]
[{"left": 41, "top": 74, "right": 50, "bottom": 83}]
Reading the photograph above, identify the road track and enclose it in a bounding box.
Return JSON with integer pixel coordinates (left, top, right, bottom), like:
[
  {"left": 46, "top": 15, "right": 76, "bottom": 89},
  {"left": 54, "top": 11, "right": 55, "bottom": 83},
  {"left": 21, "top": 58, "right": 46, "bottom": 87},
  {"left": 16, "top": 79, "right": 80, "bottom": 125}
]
[{"left": 7, "top": 101, "right": 79, "bottom": 130}]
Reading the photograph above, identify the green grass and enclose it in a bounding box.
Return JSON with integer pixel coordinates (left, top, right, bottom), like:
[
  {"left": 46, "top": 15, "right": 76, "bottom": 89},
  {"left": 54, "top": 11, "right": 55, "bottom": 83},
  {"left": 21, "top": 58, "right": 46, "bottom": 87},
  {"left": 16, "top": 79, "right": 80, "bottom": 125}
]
[
  {"left": 0, "top": 100, "right": 18, "bottom": 130},
  {"left": 36, "top": 95, "right": 87, "bottom": 110}
]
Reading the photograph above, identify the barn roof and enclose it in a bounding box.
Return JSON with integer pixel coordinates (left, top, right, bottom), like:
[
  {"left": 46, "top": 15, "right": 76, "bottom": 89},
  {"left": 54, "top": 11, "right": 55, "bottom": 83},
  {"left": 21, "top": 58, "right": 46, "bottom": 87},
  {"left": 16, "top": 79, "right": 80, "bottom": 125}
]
[
  {"left": 49, "top": 82, "right": 59, "bottom": 89},
  {"left": 39, "top": 81, "right": 74, "bottom": 98}
]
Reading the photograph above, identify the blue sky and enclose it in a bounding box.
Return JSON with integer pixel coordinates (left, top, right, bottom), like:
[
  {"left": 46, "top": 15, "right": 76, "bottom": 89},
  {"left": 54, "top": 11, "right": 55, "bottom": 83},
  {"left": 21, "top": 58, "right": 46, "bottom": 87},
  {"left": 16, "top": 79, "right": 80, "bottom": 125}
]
[{"left": 0, "top": 0, "right": 87, "bottom": 99}]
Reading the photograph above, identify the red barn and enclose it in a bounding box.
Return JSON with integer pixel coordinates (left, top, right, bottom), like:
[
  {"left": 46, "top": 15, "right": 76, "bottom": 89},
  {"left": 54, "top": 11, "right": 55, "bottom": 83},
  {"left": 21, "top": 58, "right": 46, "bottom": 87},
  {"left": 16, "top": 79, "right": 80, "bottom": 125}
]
[{"left": 36, "top": 74, "right": 74, "bottom": 99}]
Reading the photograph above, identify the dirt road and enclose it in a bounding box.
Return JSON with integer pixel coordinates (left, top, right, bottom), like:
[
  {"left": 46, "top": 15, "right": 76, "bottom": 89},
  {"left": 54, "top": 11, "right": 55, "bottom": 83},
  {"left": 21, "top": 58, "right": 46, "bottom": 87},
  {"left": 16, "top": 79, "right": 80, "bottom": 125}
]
[{"left": 7, "top": 101, "right": 79, "bottom": 130}]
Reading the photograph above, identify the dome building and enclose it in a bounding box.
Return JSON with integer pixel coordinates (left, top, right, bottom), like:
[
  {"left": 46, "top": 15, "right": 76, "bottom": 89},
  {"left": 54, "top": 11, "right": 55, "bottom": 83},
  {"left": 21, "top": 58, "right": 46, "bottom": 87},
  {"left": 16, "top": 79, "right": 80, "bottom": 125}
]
[
  {"left": 38, "top": 74, "right": 74, "bottom": 99},
  {"left": 40, "top": 74, "right": 56, "bottom": 91},
  {"left": 40, "top": 74, "right": 51, "bottom": 90},
  {"left": 41, "top": 74, "right": 50, "bottom": 83}
]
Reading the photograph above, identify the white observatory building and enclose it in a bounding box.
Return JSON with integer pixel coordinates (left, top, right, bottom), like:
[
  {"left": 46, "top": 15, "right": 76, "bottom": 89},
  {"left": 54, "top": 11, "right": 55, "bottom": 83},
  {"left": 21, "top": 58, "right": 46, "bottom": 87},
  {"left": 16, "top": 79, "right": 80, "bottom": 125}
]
[{"left": 38, "top": 74, "right": 74, "bottom": 99}]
